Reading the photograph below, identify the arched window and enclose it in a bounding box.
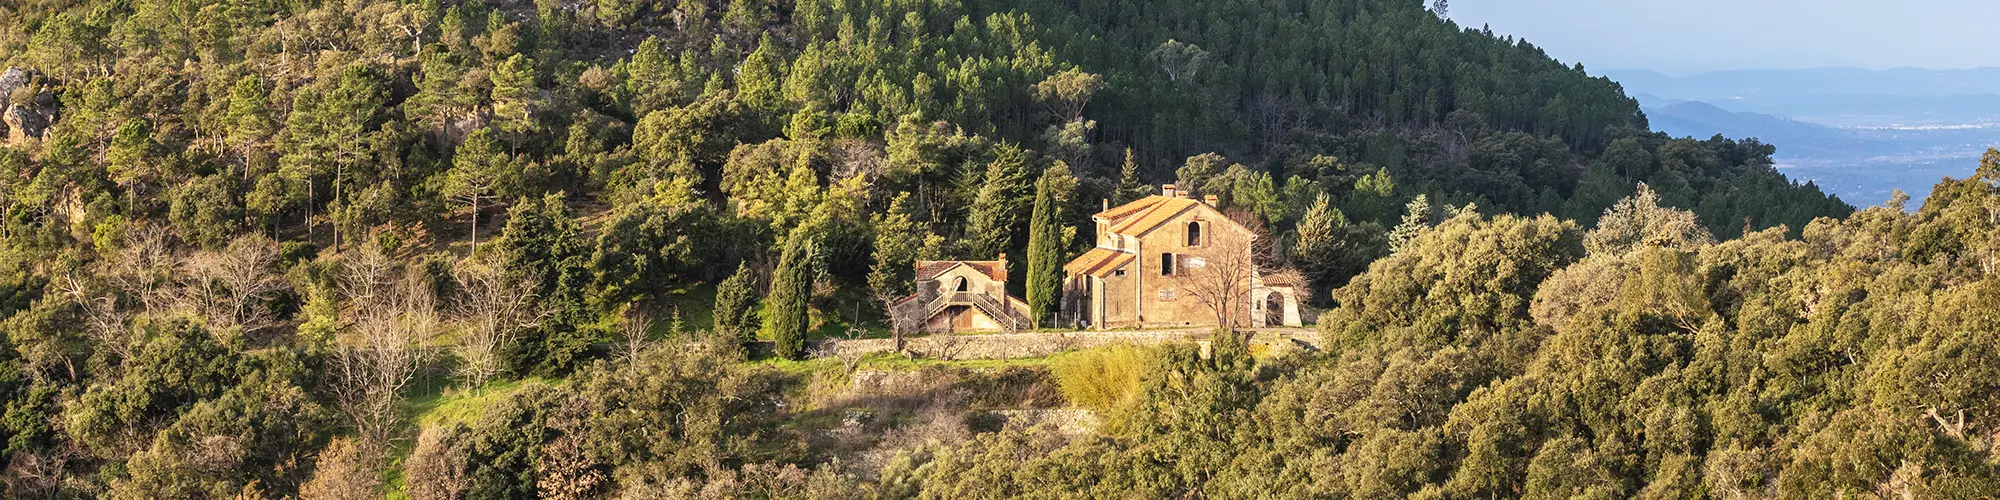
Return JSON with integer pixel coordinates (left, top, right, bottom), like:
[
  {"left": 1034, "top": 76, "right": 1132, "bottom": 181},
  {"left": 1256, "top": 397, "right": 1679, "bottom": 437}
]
[
  {"left": 1187, "top": 221, "right": 1203, "bottom": 247},
  {"left": 953, "top": 276, "right": 969, "bottom": 292}
]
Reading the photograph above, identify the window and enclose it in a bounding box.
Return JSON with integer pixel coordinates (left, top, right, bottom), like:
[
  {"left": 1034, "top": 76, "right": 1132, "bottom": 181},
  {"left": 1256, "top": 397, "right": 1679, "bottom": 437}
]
[
  {"left": 953, "top": 276, "right": 969, "bottom": 292},
  {"left": 1187, "top": 221, "right": 1203, "bottom": 247},
  {"left": 1113, "top": 269, "right": 1126, "bottom": 277},
  {"left": 1160, "top": 253, "right": 1176, "bottom": 275}
]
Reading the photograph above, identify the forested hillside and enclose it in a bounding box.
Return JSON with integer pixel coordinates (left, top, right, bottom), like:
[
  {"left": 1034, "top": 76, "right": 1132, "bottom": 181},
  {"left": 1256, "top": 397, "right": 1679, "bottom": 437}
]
[{"left": 0, "top": 0, "right": 1882, "bottom": 497}]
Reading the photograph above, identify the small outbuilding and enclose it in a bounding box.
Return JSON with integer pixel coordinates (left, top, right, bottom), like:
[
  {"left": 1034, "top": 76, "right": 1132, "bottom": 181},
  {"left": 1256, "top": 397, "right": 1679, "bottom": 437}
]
[{"left": 891, "top": 255, "right": 1032, "bottom": 333}]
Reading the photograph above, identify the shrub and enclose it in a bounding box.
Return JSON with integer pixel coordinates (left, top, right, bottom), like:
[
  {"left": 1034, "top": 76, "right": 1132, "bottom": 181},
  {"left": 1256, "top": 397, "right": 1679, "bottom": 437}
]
[{"left": 1049, "top": 344, "right": 1155, "bottom": 433}]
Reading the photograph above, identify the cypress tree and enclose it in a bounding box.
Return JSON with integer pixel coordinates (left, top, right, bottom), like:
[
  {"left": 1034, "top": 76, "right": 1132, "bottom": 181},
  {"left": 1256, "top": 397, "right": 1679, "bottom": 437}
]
[
  {"left": 1025, "top": 170, "right": 1066, "bottom": 328},
  {"left": 499, "top": 194, "right": 593, "bottom": 375},
  {"left": 765, "top": 225, "right": 816, "bottom": 360},
  {"left": 714, "top": 262, "right": 762, "bottom": 346}
]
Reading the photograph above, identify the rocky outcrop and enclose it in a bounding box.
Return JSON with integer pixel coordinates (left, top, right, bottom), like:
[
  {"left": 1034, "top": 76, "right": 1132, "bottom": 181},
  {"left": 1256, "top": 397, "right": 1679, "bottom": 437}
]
[{"left": 0, "top": 68, "right": 58, "bottom": 146}]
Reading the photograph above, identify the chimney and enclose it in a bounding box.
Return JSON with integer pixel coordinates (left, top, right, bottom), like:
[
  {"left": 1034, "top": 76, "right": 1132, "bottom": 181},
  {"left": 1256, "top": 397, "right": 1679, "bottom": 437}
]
[
  {"left": 1102, "top": 198, "right": 1110, "bottom": 211},
  {"left": 1203, "top": 194, "right": 1219, "bottom": 206},
  {"left": 1161, "top": 184, "right": 1177, "bottom": 198}
]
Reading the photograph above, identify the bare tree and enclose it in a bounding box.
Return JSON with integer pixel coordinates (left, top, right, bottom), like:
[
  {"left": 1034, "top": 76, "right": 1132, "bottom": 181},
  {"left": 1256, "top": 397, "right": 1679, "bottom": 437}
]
[
  {"left": 333, "top": 250, "right": 437, "bottom": 443},
  {"left": 1166, "top": 223, "right": 1261, "bottom": 332},
  {"left": 921, "top": 329, "right": 971, "bottom": 361},
  {"left": 48, "top": 271, "right": 112, "bottom": 380},
  {"left": 181, "top": 234, "right": 285, "bottom": 338},
  {"left": 830, "top": 138, "right": 885, "bottom": 184},
  {"left": 338, "top": 245, "right": 397, "bottom": 307},
  {"left": 450, "top": 257, "right": 539, "bottom": 391},
  {"left": 107, "top": 223, "right": 176, "bottom": 314},
  {"left": 537, "top": 395, "right": 607, "bottom": 500},
  {"left": 617, "top": 309, "right": 654, "bottom": 371},
  {"left": 874, "top": 289, "right": 920, "bottom": 354}
]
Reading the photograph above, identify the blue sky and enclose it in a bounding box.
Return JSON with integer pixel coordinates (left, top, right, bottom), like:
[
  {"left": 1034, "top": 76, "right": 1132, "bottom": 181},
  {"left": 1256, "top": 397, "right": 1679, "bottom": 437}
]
[{"left": 1447, "top": 0, "right": 2000, "bottom": 73}]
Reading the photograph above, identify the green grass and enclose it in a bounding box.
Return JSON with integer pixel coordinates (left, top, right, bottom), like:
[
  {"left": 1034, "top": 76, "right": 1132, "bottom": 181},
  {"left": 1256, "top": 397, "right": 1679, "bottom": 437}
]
[
  {"left": 409, "top": 377, "right": 566, "bottom": 428},
  {"left": 645, "top": 283, "right": 719, "bottom": 335},
  {"left": 385, "top": 377, "right": 567, "bottom": 499}
]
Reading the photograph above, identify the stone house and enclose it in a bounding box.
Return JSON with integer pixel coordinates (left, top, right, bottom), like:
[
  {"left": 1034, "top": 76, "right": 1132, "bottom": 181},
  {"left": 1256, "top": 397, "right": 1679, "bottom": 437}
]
[
  {"left": 891, "top": 256, "right": 1032, "bottom": 333},
  {"left": 1063, "top": 185, "right": 1303, "bottom": 330}
]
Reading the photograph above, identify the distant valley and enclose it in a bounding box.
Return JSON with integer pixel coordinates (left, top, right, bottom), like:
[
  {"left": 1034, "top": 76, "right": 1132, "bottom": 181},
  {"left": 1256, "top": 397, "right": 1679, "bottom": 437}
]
[{"left": 1611, "top": 68, "right": 2000, "bottom": 205}]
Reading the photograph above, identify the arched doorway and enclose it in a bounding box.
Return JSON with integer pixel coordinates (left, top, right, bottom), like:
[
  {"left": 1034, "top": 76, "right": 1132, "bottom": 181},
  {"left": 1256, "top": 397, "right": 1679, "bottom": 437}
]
[
  {"left": 1264, "top": 292, "right": 1284, "bottom": 327},
  {"left": 953, "top": 276, "right": 969, "bottom": 292}
]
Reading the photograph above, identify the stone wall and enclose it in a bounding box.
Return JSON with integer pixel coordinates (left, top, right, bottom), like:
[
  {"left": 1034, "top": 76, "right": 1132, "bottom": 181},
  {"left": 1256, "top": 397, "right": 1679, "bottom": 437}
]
[{"left": 810, "top": 328, "right": 1319, "bottom": 361}]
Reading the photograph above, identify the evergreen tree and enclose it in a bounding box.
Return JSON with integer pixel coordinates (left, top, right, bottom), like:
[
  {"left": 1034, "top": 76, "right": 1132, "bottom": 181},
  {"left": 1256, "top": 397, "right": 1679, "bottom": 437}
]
[
  {"left": 1389, "top": 194, "right": 1434, "bottom": 253},
  {"left": 1115, "top": 148, "right": 1152, "bottom": 205},
  {"left": 714, "top": 262, "right": 761, "bottom": 347},
  {"left": 868, "top": 193, "right": 933, "bottom": 301},
  {"left": 224, "top": 76, "right": 273, "bottom": 164},
  {"left": 737, "top": 33, "right": 785, "bottom": 111},
  {"left": 1292, "top": 193, "right": 1385, "bottom": 302},
  {"left": 965, "top": 144, "right": 1035, "bottom": 259},
  {"left": 765, "top": 224, "right": 816, "bottom": 360},
  {"left": 445, "top": 128, "right": 526, "bottom": 251},
  {"left": 1025, "top": 166, "right": 1069, "bottom": 328},
  {"left": 106, "top": 118, "right": 155, "bottom": 206},
  {"left": 499, "top": 193, "right": 592, "bottom": 375},
  {"left": 490, "top": 53, "right": 541, "bottom": 147}
]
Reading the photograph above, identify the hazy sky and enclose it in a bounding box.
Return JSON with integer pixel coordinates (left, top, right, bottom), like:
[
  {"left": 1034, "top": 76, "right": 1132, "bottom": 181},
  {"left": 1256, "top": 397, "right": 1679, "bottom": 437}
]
[{"left": 1448, "top": 0, "right": 2000, "bottom": 74}]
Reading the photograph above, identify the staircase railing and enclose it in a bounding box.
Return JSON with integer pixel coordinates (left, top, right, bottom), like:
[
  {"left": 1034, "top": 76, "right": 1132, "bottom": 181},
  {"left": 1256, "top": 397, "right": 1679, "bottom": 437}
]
[{"left": 924, "top": 292, "right": 1025, "bottom": 330}]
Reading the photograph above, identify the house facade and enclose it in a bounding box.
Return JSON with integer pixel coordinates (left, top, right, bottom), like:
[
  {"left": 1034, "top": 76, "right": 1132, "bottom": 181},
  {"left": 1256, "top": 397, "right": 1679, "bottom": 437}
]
[
  {"left": 891, "top": 256, "right": 1032, "bottom": 333},
  {"left": 1062, "top": 185, "right": 1303, "bottom": 330}
]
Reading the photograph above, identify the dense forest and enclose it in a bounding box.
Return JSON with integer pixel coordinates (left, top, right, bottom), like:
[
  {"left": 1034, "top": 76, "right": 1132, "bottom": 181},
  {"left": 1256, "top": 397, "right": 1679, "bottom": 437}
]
[{"left": 0, "top": 0, "right": 1926, "bottom": 497}]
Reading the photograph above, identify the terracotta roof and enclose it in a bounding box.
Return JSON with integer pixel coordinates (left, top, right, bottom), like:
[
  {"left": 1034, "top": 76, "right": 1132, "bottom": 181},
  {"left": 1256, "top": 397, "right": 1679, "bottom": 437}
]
[
  {"left": 1259, "top": 273, "right": 1303, "bottom": 287},
  {"left": 1108, "top": 197, "right": 1202, "bottom": 236},
  {"left": 1064, "top": 248, "right": 1135, "bottom": 277},
  {"left": 1096, "top": 195, "right": 1172, "bottom": 221},
  {"left": 914, "top": 259, "right": 1007, "bottom": 282}
]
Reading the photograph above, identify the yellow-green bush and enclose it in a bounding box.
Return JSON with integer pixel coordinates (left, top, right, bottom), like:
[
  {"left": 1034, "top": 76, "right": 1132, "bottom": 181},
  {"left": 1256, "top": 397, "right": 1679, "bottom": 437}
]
[{"left": 1049, "top": 344, "right": 1156, "bottom": 432}]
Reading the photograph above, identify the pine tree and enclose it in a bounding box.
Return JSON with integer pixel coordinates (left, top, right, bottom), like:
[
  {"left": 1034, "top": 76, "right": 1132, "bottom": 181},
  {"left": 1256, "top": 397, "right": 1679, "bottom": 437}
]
[
  {"left": 964, "top": 144, "right": 1035, "bottom": 259},
  {"left": 1025, "top": 167, "right": 1068, "bottom": 328},
  {"left": 738, "top": 33, "right": 785, "bottom": 111},
  {"left": 224, "top": 76, "right": 273, "bottom": 162},
  {"left": 765, "top": 225, "right": 816, "bottom": 360},
  {"left": 871, "top": 193, "right": 941, "bottom": 345},
  {"left": 107, "top": 118, "right": 154, "bottom": 204},
  {"left": 1389, "top": 194, "right": 1433, "bottom": 253},
  {"left": 1115, "top": 148, "right": 1151, "bottom": 205},
  {"left": 445, "top": 128, "right": 519, "bottom": 252},
  {"left": 1292, "top": 193, "right": 1386, "bottom": 301},
  {"left": 490, "top": 53, "right": 540, "bottom": 147}
]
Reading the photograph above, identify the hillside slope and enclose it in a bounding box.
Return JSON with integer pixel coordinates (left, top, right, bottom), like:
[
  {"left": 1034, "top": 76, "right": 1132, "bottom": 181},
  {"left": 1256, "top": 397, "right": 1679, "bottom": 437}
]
[{"left": 0, "top": 0, "right": 1864, "bottom": 497}]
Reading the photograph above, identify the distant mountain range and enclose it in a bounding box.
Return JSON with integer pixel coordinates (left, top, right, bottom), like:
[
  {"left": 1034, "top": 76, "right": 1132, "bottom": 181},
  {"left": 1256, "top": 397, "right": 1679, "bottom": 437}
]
[
  {"left": 1610, "top": 68, "right": 2000, "bottom": 127},
  {"left": 1638, "top": 97, "right": 1871, "bottom": 156},
  {"left": 1613, "top": 67, "right": 2000, "bottom": 204},
  {"left": 1607, "top": 67, "right": 2000, "bottom": 99}
]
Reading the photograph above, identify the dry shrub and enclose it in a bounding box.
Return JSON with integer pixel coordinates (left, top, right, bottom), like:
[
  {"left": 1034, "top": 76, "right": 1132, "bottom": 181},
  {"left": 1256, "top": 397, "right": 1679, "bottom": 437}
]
[
  {"left": 616, "top": 463, "right": 867, "bottom": 499},
  {"left": 402, "top": 425, "right": 469, "bottom": 500},
  {"left": 300, "top": 438, "right": 382, "bottom": 500},
  {"left": 1049, "top": 344, "right": 1155, "bottom": 432}
]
